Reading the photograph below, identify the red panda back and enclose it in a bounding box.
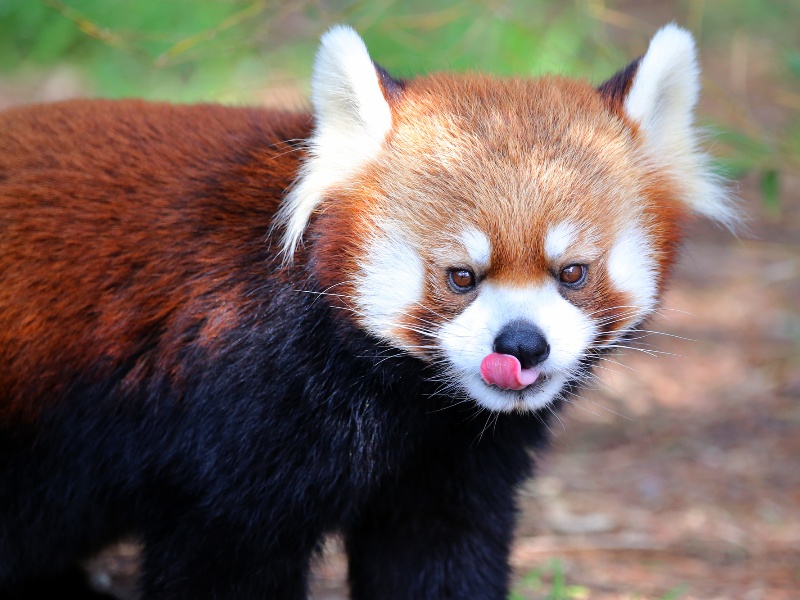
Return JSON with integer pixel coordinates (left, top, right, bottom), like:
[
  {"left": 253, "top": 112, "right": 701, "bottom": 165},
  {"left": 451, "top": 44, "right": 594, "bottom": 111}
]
[{"left": 0, "top": 100, "right": 310, "bottom": 420}]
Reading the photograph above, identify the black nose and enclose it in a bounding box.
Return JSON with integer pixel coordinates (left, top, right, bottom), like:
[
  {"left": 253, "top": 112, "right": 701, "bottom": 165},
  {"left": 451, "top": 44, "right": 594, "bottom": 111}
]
[{"left": 493, "top": 320, "right": 550, "bottom": 369}]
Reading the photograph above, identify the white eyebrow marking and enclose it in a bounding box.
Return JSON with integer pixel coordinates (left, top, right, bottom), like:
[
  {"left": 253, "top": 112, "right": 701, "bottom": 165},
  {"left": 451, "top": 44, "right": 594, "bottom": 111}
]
[
  {"left": 607, "top": 225, "right": 658, "bottom": 314},
  {"left": 460, "top": 227, "right": 491, "bottom": 267},
  {"left": 544, "top": 222, "right": 577, "bottom": 261}
]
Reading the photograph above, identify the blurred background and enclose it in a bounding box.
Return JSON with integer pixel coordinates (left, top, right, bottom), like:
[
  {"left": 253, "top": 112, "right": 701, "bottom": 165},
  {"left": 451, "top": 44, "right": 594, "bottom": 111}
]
[{"left": 1, "top": 1, "right": 798, "bottom": 598}]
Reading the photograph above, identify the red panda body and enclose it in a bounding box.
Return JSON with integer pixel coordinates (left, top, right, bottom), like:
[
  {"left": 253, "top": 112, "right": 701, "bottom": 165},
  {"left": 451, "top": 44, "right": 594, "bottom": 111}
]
[{"left": 0, "top": 26, "right": 734, "bottom": 599}]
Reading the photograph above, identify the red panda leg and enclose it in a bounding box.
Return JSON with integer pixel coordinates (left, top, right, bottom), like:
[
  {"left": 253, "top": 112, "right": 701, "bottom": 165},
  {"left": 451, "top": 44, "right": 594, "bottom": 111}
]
[
  {"left": 138, "top": 520, "right": 319, "bottom": 600},
  {"left": 344, "top": 419, "right": 533, "bottom": 600}
]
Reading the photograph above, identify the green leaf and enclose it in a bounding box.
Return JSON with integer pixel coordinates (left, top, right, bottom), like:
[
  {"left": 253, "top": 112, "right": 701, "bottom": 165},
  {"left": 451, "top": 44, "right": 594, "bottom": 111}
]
[{"left": 760, "top": 169, "right": 781, "bottom": 216}]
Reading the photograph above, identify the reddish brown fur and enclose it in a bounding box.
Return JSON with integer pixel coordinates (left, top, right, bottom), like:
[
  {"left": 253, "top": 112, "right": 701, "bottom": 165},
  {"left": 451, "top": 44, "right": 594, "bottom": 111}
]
[{"left": 0, "top": 100, "right": 310, "bottom": 421}]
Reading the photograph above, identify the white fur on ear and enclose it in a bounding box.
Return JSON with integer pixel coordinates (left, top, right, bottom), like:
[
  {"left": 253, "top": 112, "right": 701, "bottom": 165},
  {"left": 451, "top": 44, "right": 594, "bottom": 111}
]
[
  {"left": 278, "top": 25, "right": 393, "bottom": 260},
  {"left": 625, "top": 24, "right": 738, "bottom": 227}
]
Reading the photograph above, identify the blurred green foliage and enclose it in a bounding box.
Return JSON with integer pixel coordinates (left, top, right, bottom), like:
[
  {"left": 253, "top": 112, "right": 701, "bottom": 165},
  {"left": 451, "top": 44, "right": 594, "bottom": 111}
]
[
  {"left": 0, "top": 0, "right": 634, "bottom": 100},
  {"left": 2, "top": 0, "right": 795, "bottom": 212},
  {"left": 0, "top": 0, "right": 301, "bottom": 100},
  {"left": 509, "top": 559, "right": 590, "bottom": 599}
]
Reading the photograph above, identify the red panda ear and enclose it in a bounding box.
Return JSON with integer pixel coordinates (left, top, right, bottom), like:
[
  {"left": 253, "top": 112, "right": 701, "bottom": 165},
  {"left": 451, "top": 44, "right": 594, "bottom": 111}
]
[
  {"left": 277, "top": 25, "right": 400, "bottom": 260},
  {"left": 601, "top": 24, "right": 738, "bottom": 229},
  {"left": 310, "top": 25, "right": 396, "bottom": 141},
  {"left": 597, "top": 57, "right": 642, "bottom": 110}
]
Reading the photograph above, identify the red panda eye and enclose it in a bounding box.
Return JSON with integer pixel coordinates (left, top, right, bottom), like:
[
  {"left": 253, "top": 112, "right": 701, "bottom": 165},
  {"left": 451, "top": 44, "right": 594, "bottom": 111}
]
[
  {"left": 447, "top": 268, "right": 475, "bottom": 293},
  {"left": 559, "top": 264, "right": 587, "bottom": 286}
]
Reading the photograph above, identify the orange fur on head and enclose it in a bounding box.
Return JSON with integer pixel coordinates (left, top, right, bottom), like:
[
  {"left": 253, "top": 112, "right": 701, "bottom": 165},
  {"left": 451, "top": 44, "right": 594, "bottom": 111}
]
[{"left": 309, "top": 73, "right": 687, "bottom": 348}]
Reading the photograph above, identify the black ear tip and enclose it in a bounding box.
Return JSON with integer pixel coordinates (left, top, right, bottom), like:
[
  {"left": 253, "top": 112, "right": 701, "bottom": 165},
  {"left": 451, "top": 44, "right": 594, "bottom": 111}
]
[
  {"left": 597, "top": 56, "right": 642, "bottom": 107},
  {"left": 374, "top": 62, "right": 405, "bottom": 102}
]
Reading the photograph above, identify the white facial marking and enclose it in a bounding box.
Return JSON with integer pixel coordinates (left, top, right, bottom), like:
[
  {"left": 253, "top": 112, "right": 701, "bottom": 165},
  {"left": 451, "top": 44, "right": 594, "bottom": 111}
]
[
  {"left": 438, "top": 282, "right": 596, "bottom": 412},
  {"left": 544, "top": 222, "right": 577, "bottom": 262},
  {"left": 460, "top": 227, "right": 492, "bottom": 268},
  {"left": 354, "top": 228, "right": 424, "bottom": 347},
  {"left": 607, "top": 225, "right": 658, "bottom": 316}
]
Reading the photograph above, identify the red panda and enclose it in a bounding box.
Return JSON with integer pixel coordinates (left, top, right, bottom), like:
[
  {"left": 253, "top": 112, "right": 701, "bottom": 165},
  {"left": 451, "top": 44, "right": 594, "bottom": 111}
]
[{"left": 0, "top": 24, "right": 735, "bottom": 599}]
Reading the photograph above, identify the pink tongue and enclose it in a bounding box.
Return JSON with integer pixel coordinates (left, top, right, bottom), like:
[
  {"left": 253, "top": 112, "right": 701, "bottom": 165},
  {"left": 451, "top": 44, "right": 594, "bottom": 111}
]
[{"left": 480, "top": 353, "right": 540, "bottom": 391}]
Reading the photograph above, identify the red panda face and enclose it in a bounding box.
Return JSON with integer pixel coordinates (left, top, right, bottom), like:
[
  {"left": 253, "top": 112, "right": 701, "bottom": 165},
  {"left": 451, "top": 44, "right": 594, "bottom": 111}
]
[{"left": 278, "top": 26, "right": 736, "bottom": 413}]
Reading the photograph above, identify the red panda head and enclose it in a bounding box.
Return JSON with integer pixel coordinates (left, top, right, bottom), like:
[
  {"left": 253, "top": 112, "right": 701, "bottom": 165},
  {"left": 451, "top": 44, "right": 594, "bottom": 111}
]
[{"left": 276, "top": 25, "right": 737, "bottom": 412}]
